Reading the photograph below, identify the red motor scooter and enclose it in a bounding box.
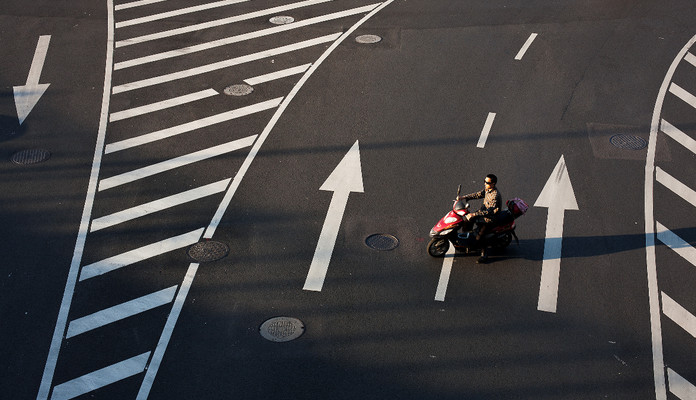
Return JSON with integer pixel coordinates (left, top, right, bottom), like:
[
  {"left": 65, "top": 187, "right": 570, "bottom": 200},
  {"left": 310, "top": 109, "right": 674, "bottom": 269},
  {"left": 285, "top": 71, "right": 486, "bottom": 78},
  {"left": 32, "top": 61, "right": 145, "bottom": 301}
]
[{"left": 427, "top": 185, "right": 528, "bottom": 257}]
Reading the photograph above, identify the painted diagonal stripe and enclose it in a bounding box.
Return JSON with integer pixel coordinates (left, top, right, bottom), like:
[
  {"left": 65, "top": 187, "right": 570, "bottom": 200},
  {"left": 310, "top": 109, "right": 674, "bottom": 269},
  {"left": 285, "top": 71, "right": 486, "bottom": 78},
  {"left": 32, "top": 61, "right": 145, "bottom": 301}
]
[
  {"left": 79, "top": 228, "right": 203, "bottom": 281},
  {"left": 477, "top": 112, "right": 496, "bottom": 148},
  {"left": 115, "top": 4, "right": 379, "bottom": 69},
  {"left": 668, "top": 368, "right": 696, "bottom": 400},
  {"left": 116, "top": 0, "right": 332, "bottom": 47},
  {"left": 112, "top": 33, "right": 341, "bottom": 93},
  {"left": 99, "top": 135, "right": 256, "bottom": 191},
  {"left": 656, "top": 221, "right": 696, "bottom": 267},
  {"left": 661, "top": 119, "right": 696, "bottom": 154},
  {"left": 115, "top": 0, "right": 166, "bottom": 11},
  {"left": 91, "top": 179, "right": 230, "bottom": 232},
  {"left": 434, "top": 242, "right": 455, "bottom": 302},
  {"left": 662, "top": 292, "right": 696, "bottom": 339},
  {"left": 50, "top": 352, "right": 150, "bottom": 400},
  {"left": 66, "top": 286, "right": 177, "bottom": 338},
  {"left": 136, "top": 263, "right": 197, "bottom": 400},
  {"left": 656, "top": 167, "right": 696, "bottom": 207},
  {"left": 110, "top": 89, "right": 218, "bottom": 122},
  {"left": 685, "top": 52, "right": 696, "bottom": 68},
  {"left": 670, "top": 83, "right": 696, "bottom": 109},
  {"left": 116, "top": 0, "right": 249, "bottom": 28},
  {"left": 245, "top": 64, "right": 311, "bottom": 85},
  {"left": 105, "top": 99, "right": 279, "bottom": 154}
]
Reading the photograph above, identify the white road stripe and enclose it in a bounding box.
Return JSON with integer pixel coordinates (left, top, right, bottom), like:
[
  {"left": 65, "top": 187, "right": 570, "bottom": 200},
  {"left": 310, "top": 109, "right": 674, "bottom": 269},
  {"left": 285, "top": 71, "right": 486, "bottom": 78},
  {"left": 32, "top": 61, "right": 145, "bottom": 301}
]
[
  {"left": 204, "top": 0, "right": 395, "bottom": 239},
  {"left": 66, "top": 286, "right": 177, "bottom": 338},
  {"left": 656, "top": 167, "right": 696, "bottom": 207},
  {"left": 661, "top": 119, "right": 696, "bottom": 154},
  {"left": 515, "top": 33, "right": 538, "bottom": 60},
  {"left": 91, "top": 179, "right": 230, "bottom": 232},
  {"left": 136, "top": 263, "right": 198, "bottom": 400},
  {"left": 662, "top": 292, "right": 696, "bottom": 339},
  {"left": 106, "top": 98, "right": 279, "bottom": 154},
  {"left": 112, "top": 33, "right": 342, "bottom": 93},
  {"left": 110, "top": 89, "right": 218, "bottom": 122},
  {"left": 668, "top": 368, "right": 696, "bottom": 399},
  {"left": 477, "top": 112, "right": 496, "bottom": 148},
  {"left": 116, "top": 0, "right": 332, "bottom": 47},
  {"left": 115, "top": 0, "right": 166, "bottom": 11},
  {"left": 115, "top": 5, "right": 379, "bottom": 69},
  {"left": 434, "top": 242, "right": 455, "bottom": 302},
  {"left": 656, "top": 221, "right": 696, "bottom": 267},
  {"left": 245, "top": 64, "right": 311, "bottom": 85},
  {"left": 685, "top": 52, "right": 696, "bottom": 68},
  {"left": 79, "top": 228, "right": 204, "bottom": 281},
  {"left": 99, "top": 135, "right": 256, "bottom": 191},
  {"left": 50, "top": 352, "right": 150, "bottom": 400},
  {"left": 36, "top": 3, "right": 115, "bottom": 399},
  {"left": 116, "top": 0, "right": 249, "bottom": 28},
  {"left": 669, "top": 83, "right": 696, "bottom": 110}
]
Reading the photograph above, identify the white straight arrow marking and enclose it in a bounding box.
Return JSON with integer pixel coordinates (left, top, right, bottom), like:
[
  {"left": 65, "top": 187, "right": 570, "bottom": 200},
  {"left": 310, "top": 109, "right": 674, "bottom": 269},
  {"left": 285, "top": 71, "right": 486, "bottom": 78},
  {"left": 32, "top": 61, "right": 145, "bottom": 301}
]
[
  {"left": 304, "top": 141, "right": 364, "bottom": 291},
  {"left": 14, "top": 35, "right": 51, "bottom": 125},
  {"left": 534, "top": 155, "right": 578, "bottom": 313}
]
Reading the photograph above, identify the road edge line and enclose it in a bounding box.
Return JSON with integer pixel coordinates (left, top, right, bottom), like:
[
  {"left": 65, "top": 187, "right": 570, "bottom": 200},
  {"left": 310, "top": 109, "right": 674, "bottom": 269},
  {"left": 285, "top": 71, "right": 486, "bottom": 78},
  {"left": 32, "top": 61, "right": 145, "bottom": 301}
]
[{"left": 644, "top": 33, "right": 696, "bottom": 400}]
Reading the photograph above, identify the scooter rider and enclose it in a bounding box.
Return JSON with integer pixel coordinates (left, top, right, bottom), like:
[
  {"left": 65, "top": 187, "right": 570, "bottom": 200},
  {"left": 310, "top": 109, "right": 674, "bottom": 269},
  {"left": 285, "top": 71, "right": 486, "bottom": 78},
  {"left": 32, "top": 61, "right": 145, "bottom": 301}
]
[{"left": 457, "top": 174, "right": 501, "bottom": 263}]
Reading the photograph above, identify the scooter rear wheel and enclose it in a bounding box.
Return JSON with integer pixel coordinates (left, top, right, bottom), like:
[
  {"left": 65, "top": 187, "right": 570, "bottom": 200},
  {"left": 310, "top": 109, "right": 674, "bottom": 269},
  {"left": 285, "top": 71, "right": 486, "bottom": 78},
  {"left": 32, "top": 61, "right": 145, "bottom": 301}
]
[{"left": 427, "top": 237, "right": 450, "bottom": 257}]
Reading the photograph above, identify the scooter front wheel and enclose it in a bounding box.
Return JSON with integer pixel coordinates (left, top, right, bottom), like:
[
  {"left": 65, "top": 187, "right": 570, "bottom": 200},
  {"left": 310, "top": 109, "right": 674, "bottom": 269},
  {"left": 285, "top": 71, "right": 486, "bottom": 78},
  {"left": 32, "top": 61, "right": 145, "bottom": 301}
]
[{"left": 427, "top": 237, "right": 450, "bottom": 257}]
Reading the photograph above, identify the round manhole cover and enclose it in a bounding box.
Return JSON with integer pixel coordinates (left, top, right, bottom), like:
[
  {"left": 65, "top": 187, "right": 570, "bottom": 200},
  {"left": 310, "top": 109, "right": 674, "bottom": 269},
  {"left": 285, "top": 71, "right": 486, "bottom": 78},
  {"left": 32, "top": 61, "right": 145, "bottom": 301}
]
[
  {"left": 269, "top": 15, "right": 294, "bottom": 25},
  {"left": 260, "top": 317, "right": 305, "bottom": 342},
  {"left": 11, "top": 149, "right": 51, "bottom": 165},
  {"left": 355, "top": 34, "right": 382, "bottom": 44},
  {"left": 224, "top": 84, "right": 253, "bottom": 96},
  {"left": 187, "top": 240, "right": 229, "bottom": 262},
  {"left": 365, "top": 234, "right": 399, "bottom": 251},
  {"left": 610, "top": 134, "right": 648, "bottom": 150}
]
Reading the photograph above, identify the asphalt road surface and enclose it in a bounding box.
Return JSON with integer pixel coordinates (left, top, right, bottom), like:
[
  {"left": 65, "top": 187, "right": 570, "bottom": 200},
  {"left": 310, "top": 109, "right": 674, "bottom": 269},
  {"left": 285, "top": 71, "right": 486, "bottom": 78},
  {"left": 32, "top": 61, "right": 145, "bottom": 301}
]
[{"left": 1, "top": 1, "right": 696, "bottom": 399}]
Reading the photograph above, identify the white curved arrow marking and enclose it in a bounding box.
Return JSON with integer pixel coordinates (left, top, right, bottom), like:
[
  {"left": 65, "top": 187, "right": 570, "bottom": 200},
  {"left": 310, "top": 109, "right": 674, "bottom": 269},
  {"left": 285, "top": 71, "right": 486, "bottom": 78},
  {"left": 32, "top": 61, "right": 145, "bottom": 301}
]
[
  {"left": 535, "top": 155, "right": 578, "bottom": 313},
  {"left": 13, "top": 35, "right": 51, "bottom": 125},
  {"left": 303, "top": 140, "right": 364, "bottom": 292}
]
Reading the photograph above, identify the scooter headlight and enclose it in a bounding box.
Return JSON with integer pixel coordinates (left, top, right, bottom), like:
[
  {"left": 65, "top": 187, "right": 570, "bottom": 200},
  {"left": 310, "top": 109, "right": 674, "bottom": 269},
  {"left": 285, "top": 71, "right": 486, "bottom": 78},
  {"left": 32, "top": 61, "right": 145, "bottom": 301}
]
[
  {"left": 444, "top": 217, "right": 459, "bottom": 224},
  {"left": 439, "top": 228, "right": 454, "bottom": 235}
]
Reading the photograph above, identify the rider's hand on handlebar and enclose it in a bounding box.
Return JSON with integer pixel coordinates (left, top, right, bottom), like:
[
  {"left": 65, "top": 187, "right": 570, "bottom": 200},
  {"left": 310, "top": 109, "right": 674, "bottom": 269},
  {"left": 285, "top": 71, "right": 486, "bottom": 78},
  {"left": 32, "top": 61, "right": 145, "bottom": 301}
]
[{"left": 465, "top": 214, "right": 474, "bottom": 221}]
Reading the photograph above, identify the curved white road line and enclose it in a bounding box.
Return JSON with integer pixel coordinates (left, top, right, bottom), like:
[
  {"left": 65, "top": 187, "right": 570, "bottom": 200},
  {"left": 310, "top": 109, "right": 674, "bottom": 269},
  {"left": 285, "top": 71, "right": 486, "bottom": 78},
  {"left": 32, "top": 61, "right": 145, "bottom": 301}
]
[
  {"left": 36, "top": 2, "right": 115, "bottom": 399},
  {"left": 204, "top": 0, "right": 395, "bottom": 238},
  {"left": 645, "top": 33, "right": 696, "bottom": 400}
]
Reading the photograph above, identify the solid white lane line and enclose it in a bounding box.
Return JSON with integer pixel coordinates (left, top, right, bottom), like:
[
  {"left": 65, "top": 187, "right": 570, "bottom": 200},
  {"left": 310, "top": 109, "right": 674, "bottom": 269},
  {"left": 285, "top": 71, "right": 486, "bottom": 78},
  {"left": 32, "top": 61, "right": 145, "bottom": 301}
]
[
  {"left": 116, "top": 0, "right": 249, "bottom": 28},
  {"left": 685, "top": 52, "right": 696, "bottom": 68},
  {"left": 136, "top": 263, "right": 198, "bottom": 400},
  {"left": 66, "top": 286, "right": 177, "bottom": 338},
  {"left": 50, "top": 352, "right": 150, "bottom": 400},
  {"left": 656, "top": 221, "right": 696, "bottom": 267},
  {"left": 662, "top": 292, "right": 696, "bottom": 339},
  {"left": 669, "top": 83, "right": 696, "bottom": 110},
  {"left": 115, "top": 0, "right": 166, "bottom": 11},
  {"left": 116, "top": 0, "right": 332, "bottom": 47},
  {"left": 105, "top": 98, "right": 279, "bottom": 154},
  {"left": 656, "top": 167, "right": 696, "bottom": 207},
  {"left": 515, "top": 33, "right": 538, "bottom": 60},
  {"left": 99, "top": 135, "right": 256, "bottom": 191},
  {"left": 668, "top": 368, "right": 696, "bottom": 399},
  {"left": 661, "top": 119, "right": 696, "bottom": 154},
  {"left": 110, "top": 89, "right": 218, "bottom": 122},
  {"left": 203, "top": 0, "right": 391, "bottom": 238},
  {"left": 79, "top": 228, "right": 204, "bottom": 281},
  {"left": 245, "top": 64, "right": 311, "bottom": 85},
  {"left": 434, "top": 243, "right": 455, "bottom": 302},
  {"left": 36, "top": 4, "right": 114, "bottom": 400},
  {"left": 477, "top": 112, "right": 496, "bottom": 148},
  {"left": 112, "top": 33, "right": 342, "bottom": 93},
  {"left": 645, "top": 34, "right": 696, "bottom": 400},
  {"left": 115, "top": 4, "right": 379, "bottom": 69},
  {"left": 91, "top": 179, "right": 231, "bottom": 232}
]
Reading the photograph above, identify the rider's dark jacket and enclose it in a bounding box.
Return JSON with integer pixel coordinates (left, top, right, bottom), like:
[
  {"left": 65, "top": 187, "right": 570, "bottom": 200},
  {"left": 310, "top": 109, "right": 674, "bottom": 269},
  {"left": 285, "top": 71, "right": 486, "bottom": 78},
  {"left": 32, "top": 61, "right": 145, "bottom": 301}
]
[{"left": 462, "top": 187, "right": 502, "bottom": 223}]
